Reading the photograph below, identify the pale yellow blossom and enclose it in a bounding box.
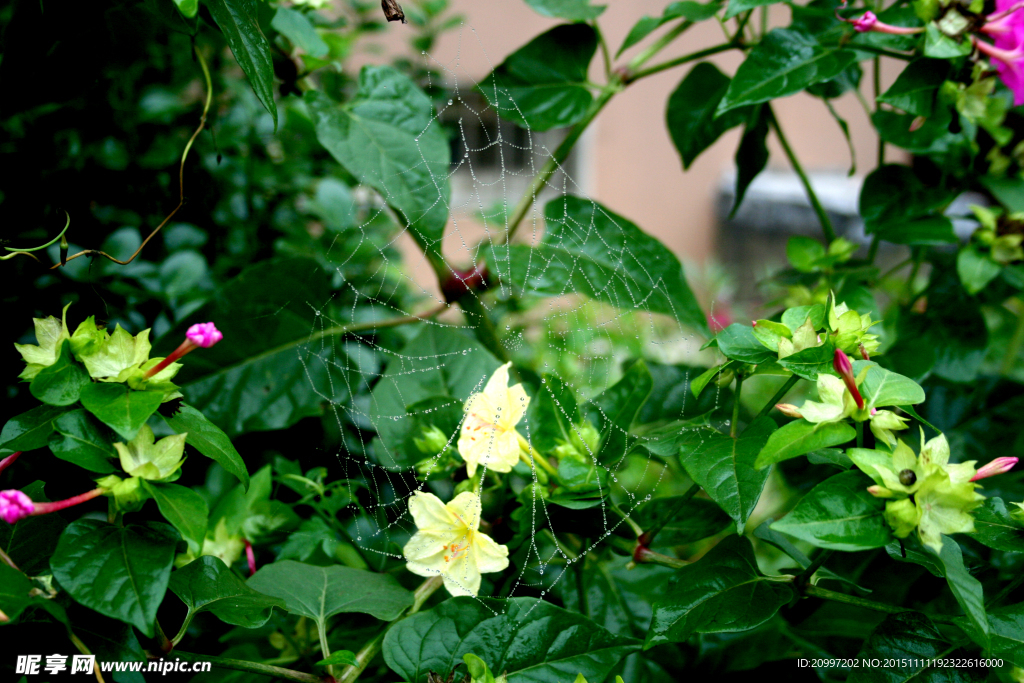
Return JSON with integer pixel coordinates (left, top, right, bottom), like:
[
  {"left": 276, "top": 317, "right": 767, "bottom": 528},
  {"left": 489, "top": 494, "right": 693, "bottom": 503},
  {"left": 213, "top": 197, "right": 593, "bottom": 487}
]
[
  {"left": 457, "top": 362, "right": 530, "bottom": 477},
  {"left": 403, "top": 491, "right": 509, "bottom": 597}
]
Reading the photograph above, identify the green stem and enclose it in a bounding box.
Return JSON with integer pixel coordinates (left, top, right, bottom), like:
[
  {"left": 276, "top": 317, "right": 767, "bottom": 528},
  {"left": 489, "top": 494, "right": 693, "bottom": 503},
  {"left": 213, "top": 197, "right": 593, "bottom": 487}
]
[
  {"left": 518, "top": 433, "right": 559, "bottom": 477},
  {"left": 905, "top": 248, "right": 924, "bottom": 302},
  {"left": 879, "top": 256, "right": 914, "bottom": 282},
  {"left": 804, "top": 585, "right": 957, "bottom": 624},
  {"left": 867, "top": 234, "right": 880, "bottom": 264},
  {"left": 752, "top": 375, "right": 800, "bottom": 422},
  {"left": 827, "top": 42, "right": 913, "bottom": 60},
  {"left": 638, "top": 483, "right": 700, "bottom": 546},
  {"left": 173, "top": 652, "right": 324, "bottom": 683},
  {"left": 730, "top": 373, "right": 745, "bottom": 438},
  {"left": 628, "top": 41, "right": 737, "bottom": 82},
  {"left": 593, "top": 21, "right": 612, "bottom": 79},
  {"left": 874, "top": 58, "right": 884, "bottom": 166},
  {"left": 311, "top": 303, "right": 447, "bottom": 345},
  {"left": 767, "top": 105, "right": 837, "bottom": 243},
  {"left": 336, "top": 575, "right": 443, "bottom": 683},
  {"left": 634, "top": 546, "right": 691, "bottom": 568},
  {"left": 987, "top": 570, "right": 1024, "bottom": 609},
  {"left": 626, "top": 19, "right": 693, "bottom": 72},
  {"left": 459, "top": 295, "right": 510, "bottom": 363},
  {"left": 155, "top": 619, "right": 173, "bottom": 655},
  {"left": 799, "top": 549, "right": 834, "bottom": 582},
  {"left": 1, "top": 211, "right": 70, "bottom": 256},
  {"left": 171, "top": 612, "right": 194, "bottom": 647},
  {"left": 1000, "top": 297, "right": 1024, "bottom": 376},
  {"left": 318, "top": 620, "right": 334, "bottom": 678}
]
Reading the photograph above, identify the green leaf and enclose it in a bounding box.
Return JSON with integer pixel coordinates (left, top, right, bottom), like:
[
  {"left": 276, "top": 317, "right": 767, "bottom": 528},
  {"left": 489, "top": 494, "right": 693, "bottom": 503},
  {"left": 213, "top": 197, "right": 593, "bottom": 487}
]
[
  {"left": 523, "top": 0, "right": 606, "bottom": 21},
  {"left": 714, "top": 324, "right": 776, "bottom": 364},
  {"left": 487, "top": 195, "right": 710, "bottom": 335},
  {"left": 0, "top": 563, "right": 36, "bottom": 625},
  {"left": 877, "top": 59, "right": 947, "bottom": 117},
  {"left": 923, "top": 22, "right": 972, "bottom": 58},
  {"left": 776, "top": 344, "right": 834, "bottom": 381},
  {"left": 155, "top": 258, "right": 352, "bottom": 437},
  {"left": 206, "top": 0, "right": 278, "bottom": 128},
  {"left": 383, "top": 596, "right": 640, "bottom": 683},
  {"left": 48, "top": 409, "right": 118, "bottom": 473},
  {"left": 169, "top": 555, "right": 285, "bottom": 628},
  {"left": 731, "top": 105, "right": 770, "bottom": 217},
  {"left": 782, "top": 304, "right": 825, "bottom": 333},
  {"left": 144, "top": 482, "right": 209, "bottom": 555},
  {"left": 478, "top": 24, "right": 597, "bottom": 131},
  {"left": 934, "top": 537, "right": 989, "bottom": 649},
  {"left": 271, "top": 7, "right": 328, "bottom": 58},
  {"left": 957, "top": 246, "right": 1002, "bottom": 295},
  {"left": 786, "top": 236, "right": 826, "bottom": 272},
  {"left": 79, "top": 383, "right": 164, "bottom": 441},
  {"left": 666, "top": 62, "right": 750, "bottom": 169},
  {"left": 247, "top": 561, "right": 413, "bottom": 635},
  {"left": 849, "top": 612, "right": 969, "bottom": 682},
  {"left": 724, "top": 0, "right": 780, "bottom": 20},
  {"left": 970, "top": 497, "right": 1024, "bottom": 553},
  {"left": 634, "top": 495, "right": 733, "bottom": 546},
  {"left": 318, "top": 651, "right": 360, "bottom": 668},
  {"left": 755, "top": 419, "right": 856, "bottom": 469},
  {"left": 0, "top": 481, "right": 66, "bottom": 575},
  {"left": 50, "top": 520, "right": 179, "bottom": 637},
  {"left": 646, "top": 535, "right": 796, "bottom": 647},
  {"left": 753, "top": 518, "right": 811, "bottom": 568},
  {"left": 29, "top": 340, "right": 90, "bottom": 406},
  {"left": 717, "top": 29, "right": 856, "bottom": 113},
  {"left": 690, "top": 361, "right": 737, "bottom": 398},
  {"left": 369, "top": 325, "right": 500, "bottom": 469},
  {"left": 852, "top": 361, "right": 925, "bottom": 408},
  {"left": 678, "top": 417, "right": 777, "bottom": 533},
  {"left": 589, "top": 360, "right": 653, "bottom": 463},
  {"left": 529, "top": 374, "right": 579, "bottom": 454},
  {"left": 163, "top": 403, "right": 249, "bottom": 490},
  {"left": 0, "top": 404, "right": 68, "bottom": 452},
  {"left": 770, "top": 470, "right": 892, "bottom": 551},
  {"left": 306, "top": 66, "right": 450, "bottom": 252},
  {"left": 982, "top": 602, "right": 1024, "bottom": 667},
  {"left": 859, "top": 164, "right": 957, "bottom": 246}
]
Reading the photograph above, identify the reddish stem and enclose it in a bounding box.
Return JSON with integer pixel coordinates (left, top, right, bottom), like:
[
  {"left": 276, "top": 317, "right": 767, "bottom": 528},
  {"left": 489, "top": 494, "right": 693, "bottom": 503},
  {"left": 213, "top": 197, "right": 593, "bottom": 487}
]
[
  {"left": 0, "top": 452, "right": 22, "bottom": 476},
  {"left": 145, "top": 339, "right": 196, "bottom": 378},
  {"left": 31, "top": 488, "right": 104, "bottom": 516}
]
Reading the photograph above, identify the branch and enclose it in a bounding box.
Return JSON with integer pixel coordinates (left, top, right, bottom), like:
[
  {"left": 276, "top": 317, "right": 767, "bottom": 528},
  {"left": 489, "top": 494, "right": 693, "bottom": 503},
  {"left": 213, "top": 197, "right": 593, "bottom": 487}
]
[
  {"left": 803, "top": 585, "right": 957, "bottom": 624},
  {"left": 172, "top": 652, "right": 325, "bottom": 683},
  {"left": 767, "top": 105, "right": 837, "bottom": 243}
]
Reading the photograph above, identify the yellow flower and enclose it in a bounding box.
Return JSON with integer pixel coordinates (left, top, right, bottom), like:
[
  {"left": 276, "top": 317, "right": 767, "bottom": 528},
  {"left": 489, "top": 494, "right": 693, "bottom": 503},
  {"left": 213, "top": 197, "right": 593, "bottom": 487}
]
[
  {"left": 457, "top": 362, "right": 530, "bottom": 477},
  {"left": 403, "top": 491, "right": 509, "bottom": 597}
]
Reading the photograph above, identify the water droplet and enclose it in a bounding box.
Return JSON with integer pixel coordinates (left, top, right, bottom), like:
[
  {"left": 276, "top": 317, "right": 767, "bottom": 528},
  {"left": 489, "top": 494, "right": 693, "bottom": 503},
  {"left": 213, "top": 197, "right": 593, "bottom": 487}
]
[{"left": 448, "top": 99, "right": 453, "bottom": 105}]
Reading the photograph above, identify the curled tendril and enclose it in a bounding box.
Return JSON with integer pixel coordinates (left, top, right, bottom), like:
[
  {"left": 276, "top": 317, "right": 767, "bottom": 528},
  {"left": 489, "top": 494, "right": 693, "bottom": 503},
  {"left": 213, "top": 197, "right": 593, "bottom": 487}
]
[{"left": 0, "top": 211, "right": 70, "bottom": 260}]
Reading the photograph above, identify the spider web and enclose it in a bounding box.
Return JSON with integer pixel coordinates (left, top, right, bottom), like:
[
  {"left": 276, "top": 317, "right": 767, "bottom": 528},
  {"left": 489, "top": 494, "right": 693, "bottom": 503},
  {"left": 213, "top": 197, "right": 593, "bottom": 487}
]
[{"left": 295, "top": 23, "right": 722, "bottom": 607}]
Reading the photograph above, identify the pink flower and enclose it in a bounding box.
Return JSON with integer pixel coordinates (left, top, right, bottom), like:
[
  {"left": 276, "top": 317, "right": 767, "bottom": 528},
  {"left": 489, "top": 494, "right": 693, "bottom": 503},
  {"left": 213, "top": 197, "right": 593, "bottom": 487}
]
[
  {"left": 145, "top": 321, "right": 223, "bottom": 378},
  {"left": 186, "top": 322, "right": 223, "bottom": 348},
  {"left": 0, "top": 490, "right": 34, "bottom": 524},
  {"left": 849, "top": 11, "right": 924, "bottom": 34},
  {"left": 833, "top": 349, "right": 864, "bottom": 410},
  {"left": 245, "top": 539, "right": 257, "bottom": 577},
  {"left": 977, "top": 1, "right": 1024, "bottom": 105},
  {"left": 970, "top": 457, "right": 1018, "bottom": 481}
]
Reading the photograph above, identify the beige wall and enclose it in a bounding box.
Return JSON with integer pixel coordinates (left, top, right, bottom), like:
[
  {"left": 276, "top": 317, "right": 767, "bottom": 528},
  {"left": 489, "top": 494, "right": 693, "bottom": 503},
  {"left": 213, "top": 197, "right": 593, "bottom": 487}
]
[{"left": 369, "top": 1, "right": 905, "bottom": 291}]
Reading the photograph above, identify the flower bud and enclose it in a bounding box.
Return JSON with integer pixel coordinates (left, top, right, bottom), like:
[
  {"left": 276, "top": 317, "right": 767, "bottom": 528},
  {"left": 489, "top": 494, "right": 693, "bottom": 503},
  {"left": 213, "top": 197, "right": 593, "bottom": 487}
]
[
  {"left": 441, "top": 263, "right": 489, "bottom": 303},
  {"left": 414, "top": 426, "right": 450, "bottom": 455},
  {"left": 775, "top": 403, "right": 803, "bottom": 419},
  {"left": 833, "top": 349, "right": 864, "bottom": 409},
  {"left": 145, "top": 321, "right": 222, "bottom": 378},
  {"left": 0, "top": 451, "right": 21, "bottom": 476},
  {"left": 867, "top": 485, "right": 894, "bottom": 498},
  {"left": 0, "top": 490, "right": 35, "bottom": 524},
  {"left": 970, "top": 457, "right": 1018, "bottom": 481}
]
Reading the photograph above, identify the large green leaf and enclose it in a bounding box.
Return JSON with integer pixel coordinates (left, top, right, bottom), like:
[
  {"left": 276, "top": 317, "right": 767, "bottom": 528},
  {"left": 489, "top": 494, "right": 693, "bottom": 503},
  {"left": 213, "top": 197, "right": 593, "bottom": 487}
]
[
  {"left": 48, "top": 409, "right": 119, "bottom": 473},
  {"left": 271, "top": 7, "right": 328, "bottom": 58},
  {"left": 0, "top": 563, "right": 36, "bottom": 625},
  {"left": 970, "top": 497, "right": 1024, "bottom": 553},
  {"left": 859, "top": 165, "right": 957, "bottom": 246},
  {"left": 478, "top": 24, "right": 597, "bottom": 131},
  {"left": 0, "top": 404, "right": 68, "bottom": 452},
  {"left": 29, "top": 340, "right": 90, "bottom": 406},
  {"left": 678, "top": 417, "right": 777, "bottom": 533},
  {"left": 714, "top": 324, "right": 776, "bottom": 364},
  {"left": 79, "top": 384, "right": 164, "bottom": 441},
  {"left": 588, "top": 360, "right": 653, "bottom": 463},
  {"left": 646, "top": 535, "right": 796, "bottom": 647},
  {"left": 528, "top": 373, "right": 579, "bottom": 454},
  {"left": 619, "top": 2, "right": 722, "bottom": 56},
  {"left": 877, "top": 59, "right": 947, "bottom": 118},
  {"left": 731, "top": 105, "right": 770, "bottom": 216},
  {"left": 144, "top": 481, "right": 209, "bottom": 555},
  {"left": 849, "top": 612, "right": 971, "bottom": 682},
  {"left": 247, "top": 561, "right": 413, "bottom": 633},
  {"left": 666, "top": 62, "right": 750, "bottom": 169},
  {"left": 488, "top": 196, "right": 710, "bottom": 336},
  {"left": 852, "top": 360, "right": 925, "bottom": 408},
  {"left": 383, "top": 596, "right": 640, "bottom": 683},
  {"left": 155, "top": 258, "right": 353, "bottom": 437},
  {"left": 0, "top": 482, "right": 66, "bottom": 575},
  {"left": 207, "top": 0, "right": 277, "bottom": 128},
  {"left": 771, "top": 470, "right": 891, "bottom": 551},
  {"left": 981, "top": 602, "right": 1024, "bottom": 667},
  {"left": 50, "top": 520, "right": 179, "bottom": 637},
  {"left": 754, "top": 419, "right": 856, "bottom": 469},
  {"left": 775, "top": 344, "right": 835, "bottom": 381},
  {"left": 634, "top": 495, "right": 733, "bottom": 546},
  {"left": 523, "top": 0, "right": 606, "bottom": 21},
  {"left": 717, "top": 29, "right": 856, "bottom": 113},
  {"left": 934, "top": 537, "right": 988, "bottom": 649},
  {"left": 163, "top": 403, "right": 249, "bottom": 489},
  {"left": 368, "top": 324, "right": 500, "bottom": 469},
  {"left": 305, "top": 66, "right": 450, "bottom": 252},
  {"left": 170, "top": 556, "right": 285, "bottom": 628}
]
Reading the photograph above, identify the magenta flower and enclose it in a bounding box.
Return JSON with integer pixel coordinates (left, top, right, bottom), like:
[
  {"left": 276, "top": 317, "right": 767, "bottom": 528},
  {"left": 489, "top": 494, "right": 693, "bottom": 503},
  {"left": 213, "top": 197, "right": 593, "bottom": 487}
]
[
  {"left": 0, "top": 487, "right": 104, "bottom": 525},
  {"left": 833, "top": 349, "right": 865, "bottom": 410},
  {"left": 970, "top": 457, "right": 1018, "bottom": 481},
  {"left": 0, "top": 490, "right": 34, "bottom": 524},
  {"left": 849, "top": 10, "right": 924, "bottom": 34},
  {"left": 977, "top": 0, "right": 1024, "bottom": 105},
  {"left": 245, "top": 539, "right": 257, "bottom": 577},
  {"left": 145, "top": 321, "right": 223, "bottom": 378}
]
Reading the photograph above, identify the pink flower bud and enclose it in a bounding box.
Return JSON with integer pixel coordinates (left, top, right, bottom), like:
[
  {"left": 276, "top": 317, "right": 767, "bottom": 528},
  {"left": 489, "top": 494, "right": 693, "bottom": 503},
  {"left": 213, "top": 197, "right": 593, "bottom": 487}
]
[
  {"left": 833, "top": 349, "right": 864, "bottom": 409},
  {"left": 852, "top": 11, "right": 877, "bottom": 31},
  {"left": 849, "top": 10, "right": 924, "bottom": 34},
  {"left": 870, "top": 407, "right": 877, "bottom": 416},
  {"left": 186, "top": 322, "right": 223, "bottom": 348},
  {"left": 867, "top": 485, "right": 893, "bottom": 498},
  {"left": 245, "top": 539, "right": 257, "bottom": 577},
  {"left": 970, "top": 457, "right": 1018, "bottom": 481},
  {"left": 0, "top": 451, "right": 21, "bottom": 476},
  {"left": 441, "top": 264, "right": 490, "bottom": 303},
  {"left": 775, "top": 403, "right": 804, "bottom": 419},
  {"left": 0, "top": 490, "right": 34, "bottom": 524}
]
